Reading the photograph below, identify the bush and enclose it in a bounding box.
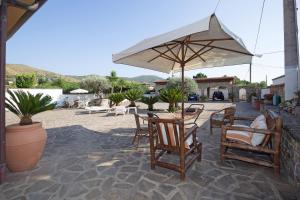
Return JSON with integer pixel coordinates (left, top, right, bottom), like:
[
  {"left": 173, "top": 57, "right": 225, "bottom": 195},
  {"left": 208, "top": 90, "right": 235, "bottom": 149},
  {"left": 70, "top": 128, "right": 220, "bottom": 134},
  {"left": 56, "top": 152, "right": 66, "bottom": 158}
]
[
  {"left": 52, "top": 78, "right": 80, "bottom": 93},
  {"left": 141, "top": 96, "right": 159, "bottom": 111},
  {"left": 16, "top": 73, "right": 37, "bottom": 88},
  {"left": 199, "top": 95, "right": 208, "bottom": 102},
  {"left": 247, "top": 92, "right": 257, "bottom": 102},
  {"left": 108, "top": 93, "right": 125, "bottom": 106},
  {"left": 80, "top": 78, "right": 111, "bottom": 95},
  {"left": 125, "top": 89, "right": 143, "bottom": 107},
  {"left": 160, "top": 88, "right": 183, "bottom": 112}
]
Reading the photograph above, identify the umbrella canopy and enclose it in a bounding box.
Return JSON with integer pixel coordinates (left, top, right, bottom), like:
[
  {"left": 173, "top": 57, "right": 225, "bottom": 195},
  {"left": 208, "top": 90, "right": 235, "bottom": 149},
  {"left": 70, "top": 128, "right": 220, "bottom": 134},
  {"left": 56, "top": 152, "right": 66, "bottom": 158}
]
[
  {"left": 113, "top": 14, "right": 252, "bottom": 73},
  {"left": 113, "top": 14, "right": 253, "bottom": 117},
  {"left": 6, "top": 0, "right": 47, "bottom": 39},
  {"left": 70, "top": 89, "right": 89, "bottom": 94}
]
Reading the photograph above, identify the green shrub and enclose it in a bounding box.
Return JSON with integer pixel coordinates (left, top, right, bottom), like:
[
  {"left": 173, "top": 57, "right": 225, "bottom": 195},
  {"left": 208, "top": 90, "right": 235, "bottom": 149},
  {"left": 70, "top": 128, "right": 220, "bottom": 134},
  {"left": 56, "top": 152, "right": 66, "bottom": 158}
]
[
  {"left": 247, "top": 92, "right": 257, "bottom": 102},
  {"left": 125, "top": 89, "right": 143, "bottom": 107},
  {"left": 5, "top": 90, "right": 56, "bottom": 125},
  {"left": 160, "top": 88, "right": 183, "bottom": 112},
  {"left": 15, "top": 73, "right": 37, "bottom": 88},
  {"left": 199, "top": 95, "right": 208, "bottom": 102},
  {"left": 141, "top": 96, "right": 159, "bottom": 111},
  {"left": 108, "top": 93, "right": 125, "bottom": 106}
]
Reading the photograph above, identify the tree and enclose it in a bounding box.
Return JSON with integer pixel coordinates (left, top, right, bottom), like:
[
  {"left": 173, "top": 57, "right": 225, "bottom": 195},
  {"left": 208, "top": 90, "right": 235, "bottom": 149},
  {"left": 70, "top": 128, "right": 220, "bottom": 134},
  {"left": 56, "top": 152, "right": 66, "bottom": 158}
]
[
  {"left": 117, "top": 78, "right": 127, "bottom": 92},
  {"left": 15, "top": 73, "right": 37, "bottom": 88},
  {"left": 80, "top": 78, "right": 111, "bottom": 96},
  {"left": 166, "top": 77, "right": 198, "bottom": 95},
  {"left": 106, "top": 70, "right": 118, "bottom": 93},
  {"left": 52, "top": 78, "right": 79, "bottom": 93},
  {"left": 193, "top": 72, "right": 207, "bottom": 78}
]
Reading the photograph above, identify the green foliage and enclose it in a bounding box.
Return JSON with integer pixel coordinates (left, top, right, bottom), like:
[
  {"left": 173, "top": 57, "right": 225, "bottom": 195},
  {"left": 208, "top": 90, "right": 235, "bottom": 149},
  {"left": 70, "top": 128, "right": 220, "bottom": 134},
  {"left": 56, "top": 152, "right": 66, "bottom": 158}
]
[
  {"left": 166, "top": 77, "right": 197, "bottom": 95},
  {"left": 235, "top": 76, "right": 267, "bottom": 89},
  {"left": 108, "top": 93, "right": 125, "bottom": 106},
  {"left": 199, "top": 95, "right": 208, "bottom": 102},
  {"left": 247, "top": 92, "right": 257, "bottom": 102},
  {"left": 159, "top": 88, "right": 183, "bottom": 112},
  {"left": 141, "top": 96, "right": 159, "bottom": 111},
  {"left": 125, "top": 89, "right": 143, "bottom": 107},
  {"left": 193, "top": 72, "right": 207, "bottom": 78},
  {"left": 106, "top": 70, "right": 119, "bottom": 93},
  {"left": 52, "top": 78, "right": 80, "bottom": 93},
  {"left": 5, "top": 90, "right": 56, "bottom": 125},
  {"left": 15, "top": 73, "right": 37, "bottom": 88},
  {"left": 80, "top": 78, "right": 111, "bottom": 95}
]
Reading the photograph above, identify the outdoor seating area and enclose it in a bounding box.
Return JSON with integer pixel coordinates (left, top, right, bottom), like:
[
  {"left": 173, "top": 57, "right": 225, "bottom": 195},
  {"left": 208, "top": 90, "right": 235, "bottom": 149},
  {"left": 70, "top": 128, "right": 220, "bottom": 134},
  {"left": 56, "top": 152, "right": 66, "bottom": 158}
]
[{"left": 1, "top": 102, "right": 298, "bottom": 200}]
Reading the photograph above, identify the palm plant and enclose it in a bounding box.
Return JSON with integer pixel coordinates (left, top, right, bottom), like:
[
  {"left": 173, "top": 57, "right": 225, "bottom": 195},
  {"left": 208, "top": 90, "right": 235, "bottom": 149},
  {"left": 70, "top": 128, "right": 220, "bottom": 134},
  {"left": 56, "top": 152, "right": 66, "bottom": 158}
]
[
  {"left": 159, "top": 88, "right": 183, "bottom": 112},
  {"left": 141, "top": 96, "right": 159, "bottom": 111},
  {"left": 106, "top": 70, "right": 118, "bottom": 93},
  {"left": 125, "top": 89, "right": 143, "bottom": 107},
  {"left": 5, "top": 90, "right": 56, "bottom": 125},
  {"left": 108, "top": 93, "right": 125, "bottom": 106}
]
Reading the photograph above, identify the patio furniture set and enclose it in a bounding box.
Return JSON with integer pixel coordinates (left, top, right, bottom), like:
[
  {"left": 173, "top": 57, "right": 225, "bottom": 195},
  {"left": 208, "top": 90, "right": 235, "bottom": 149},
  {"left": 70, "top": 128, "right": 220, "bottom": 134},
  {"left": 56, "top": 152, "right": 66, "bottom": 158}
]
[{"left": 133, "top": 105, "right": 283, "bottom": 180}]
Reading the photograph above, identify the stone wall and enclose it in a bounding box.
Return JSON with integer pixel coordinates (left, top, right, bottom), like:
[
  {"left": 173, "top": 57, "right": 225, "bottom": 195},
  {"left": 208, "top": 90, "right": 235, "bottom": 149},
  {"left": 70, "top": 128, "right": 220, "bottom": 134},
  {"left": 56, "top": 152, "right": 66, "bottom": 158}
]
[{"left": 280, "top": 110, "right": 300, "bottom": 190}]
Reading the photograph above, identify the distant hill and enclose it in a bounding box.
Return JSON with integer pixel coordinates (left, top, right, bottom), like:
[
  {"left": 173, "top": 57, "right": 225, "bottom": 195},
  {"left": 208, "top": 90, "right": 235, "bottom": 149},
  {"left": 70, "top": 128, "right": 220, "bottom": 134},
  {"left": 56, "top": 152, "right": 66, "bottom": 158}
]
[
  {"left": 124, "top": 75, "right": 163, "bottom": 83},
  {"left": 6, "top": 64, "right": 79, "bottom": 82},
  {"left": 6, "top": 64, "right": 163, "bottom": 84}
]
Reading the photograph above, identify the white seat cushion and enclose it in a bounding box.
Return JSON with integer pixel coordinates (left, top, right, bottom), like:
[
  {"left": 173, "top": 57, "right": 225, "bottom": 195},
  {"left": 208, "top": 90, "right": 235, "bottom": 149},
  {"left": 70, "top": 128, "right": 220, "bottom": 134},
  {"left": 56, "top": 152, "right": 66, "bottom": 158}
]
[
  {"left": 250, "top": 115, "right": 268, "bottom": 146},
  {"left": 226, "top": 125, "right": 252, "bottom": 145}
]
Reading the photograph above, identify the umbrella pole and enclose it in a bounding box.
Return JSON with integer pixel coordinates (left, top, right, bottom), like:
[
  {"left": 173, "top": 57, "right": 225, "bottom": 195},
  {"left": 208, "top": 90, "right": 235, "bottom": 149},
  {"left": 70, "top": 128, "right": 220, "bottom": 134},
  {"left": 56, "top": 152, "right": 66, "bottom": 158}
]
[{"left": 181, "top": 63, "right": 185, "bottom": 119}]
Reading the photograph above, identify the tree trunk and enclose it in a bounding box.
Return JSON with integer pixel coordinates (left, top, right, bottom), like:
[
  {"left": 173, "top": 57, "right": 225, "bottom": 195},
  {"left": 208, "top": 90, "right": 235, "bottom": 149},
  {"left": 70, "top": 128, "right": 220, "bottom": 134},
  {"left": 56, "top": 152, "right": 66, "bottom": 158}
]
[
  {"left": 20, "top": 116, "right": 32, "bottom": 126},
  {"left": 149, "top": 104, "right": 153, "bottom": 111}
]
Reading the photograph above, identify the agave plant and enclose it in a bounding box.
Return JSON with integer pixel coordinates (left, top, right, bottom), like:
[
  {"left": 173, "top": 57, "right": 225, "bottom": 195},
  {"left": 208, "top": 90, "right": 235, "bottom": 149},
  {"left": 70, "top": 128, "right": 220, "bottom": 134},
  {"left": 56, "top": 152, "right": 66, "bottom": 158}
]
[
  {"left": 108, "top": 93, "right": 125, "bottom": 106},
  {"left": 141, "top": 95, "right": 159, "bottom": 111},
  {"left": 125, "top": 89, "right": 143, "bottom": 107},
  {"left": 159, "top": 88, "right": 183, "bottom": 112},
  {"left": 5, "top": 90, "right": 56, "bottom": 126}
]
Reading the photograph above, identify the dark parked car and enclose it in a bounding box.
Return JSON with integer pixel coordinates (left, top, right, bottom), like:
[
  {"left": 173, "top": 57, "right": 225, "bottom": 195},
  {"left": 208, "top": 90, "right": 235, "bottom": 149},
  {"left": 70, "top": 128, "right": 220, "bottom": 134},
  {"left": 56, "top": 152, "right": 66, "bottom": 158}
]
[
  {"left": 188, "top": 93, "right": 199, "bottom": 101},
  {"left": 212, "top": 91, "right": 224, "bottom": 101}
]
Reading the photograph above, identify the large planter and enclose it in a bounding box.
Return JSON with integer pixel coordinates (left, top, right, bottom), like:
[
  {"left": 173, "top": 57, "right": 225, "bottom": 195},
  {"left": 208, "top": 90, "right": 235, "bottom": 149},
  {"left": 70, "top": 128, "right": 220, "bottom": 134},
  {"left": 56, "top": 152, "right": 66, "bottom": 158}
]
[{"left": 5, "top": 122, "right": 47, "bottom": 172}]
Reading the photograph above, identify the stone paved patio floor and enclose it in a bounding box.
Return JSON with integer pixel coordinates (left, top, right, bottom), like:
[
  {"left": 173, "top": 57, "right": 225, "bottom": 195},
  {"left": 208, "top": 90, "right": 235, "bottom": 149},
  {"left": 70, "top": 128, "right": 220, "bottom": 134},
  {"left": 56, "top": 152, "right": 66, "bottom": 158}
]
[{"left": 1, "top": 102, "right": 298, "bottom": 200}]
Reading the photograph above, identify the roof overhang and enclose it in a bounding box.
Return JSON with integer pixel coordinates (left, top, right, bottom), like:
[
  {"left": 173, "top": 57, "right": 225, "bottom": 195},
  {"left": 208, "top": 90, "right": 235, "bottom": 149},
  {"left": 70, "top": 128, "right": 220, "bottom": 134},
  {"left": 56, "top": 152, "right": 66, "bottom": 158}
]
[{"left": 6, "top": 0, "right": 47, "bottom": 40}]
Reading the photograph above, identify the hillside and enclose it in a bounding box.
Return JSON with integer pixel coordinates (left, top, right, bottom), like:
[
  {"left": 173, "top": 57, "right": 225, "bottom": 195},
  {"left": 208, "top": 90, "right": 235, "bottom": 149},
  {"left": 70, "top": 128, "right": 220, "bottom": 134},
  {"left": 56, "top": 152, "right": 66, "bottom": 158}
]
[
  {"left": 6, "top": 64, "right": 79, "bottom": 82},
  {"left": 6, "top": 64, "right": 163, "bottom": 84}
]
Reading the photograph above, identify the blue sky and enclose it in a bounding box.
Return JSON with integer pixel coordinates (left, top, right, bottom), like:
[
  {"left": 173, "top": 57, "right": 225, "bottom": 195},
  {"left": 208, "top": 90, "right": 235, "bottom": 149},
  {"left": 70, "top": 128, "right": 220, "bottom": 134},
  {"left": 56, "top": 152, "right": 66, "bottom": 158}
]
[{"left": 7, "top": 0, "right": 294, "bottom": 84}]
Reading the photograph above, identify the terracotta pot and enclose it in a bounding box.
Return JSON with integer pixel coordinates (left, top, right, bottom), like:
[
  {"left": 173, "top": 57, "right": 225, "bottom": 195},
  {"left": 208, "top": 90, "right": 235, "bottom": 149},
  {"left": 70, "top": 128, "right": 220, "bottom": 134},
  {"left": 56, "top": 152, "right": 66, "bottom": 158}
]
[{"left": 5, "top": 122, "right": 47, "bottom": 172}]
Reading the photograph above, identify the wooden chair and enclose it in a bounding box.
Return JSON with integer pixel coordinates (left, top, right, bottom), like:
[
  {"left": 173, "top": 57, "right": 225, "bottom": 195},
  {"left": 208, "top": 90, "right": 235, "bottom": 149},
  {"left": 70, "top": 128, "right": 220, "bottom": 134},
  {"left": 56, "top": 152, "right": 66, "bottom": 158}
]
[
  {"left": 210, "top": 106, "right": 236, "bottom": 134},
  {"left": 184, "top": 104, "right": 205, "bottom": 127},
  {"left": 148, "top": 118, "right": 202, "bottom": 180},
  {"left": 220, "top": 110, "right": 282, "bottom": 174},
  {"left": 132, "top": 113, "right": 151, "bottom": 148}
]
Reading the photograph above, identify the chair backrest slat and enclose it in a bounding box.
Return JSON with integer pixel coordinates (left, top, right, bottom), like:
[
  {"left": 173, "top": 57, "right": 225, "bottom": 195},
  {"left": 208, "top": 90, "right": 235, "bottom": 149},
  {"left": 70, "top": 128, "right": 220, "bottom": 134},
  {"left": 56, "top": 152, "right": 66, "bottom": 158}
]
[{"left": 173, "top": 123, "right": 180, "bottom": 148}]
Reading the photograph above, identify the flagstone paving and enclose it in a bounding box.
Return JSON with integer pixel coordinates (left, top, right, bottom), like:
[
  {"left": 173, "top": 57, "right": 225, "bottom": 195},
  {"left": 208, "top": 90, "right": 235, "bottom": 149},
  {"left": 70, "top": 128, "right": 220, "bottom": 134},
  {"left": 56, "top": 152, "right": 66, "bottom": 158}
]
[{"left": 1, "top": 102, "right": 298, "bottom": 200}]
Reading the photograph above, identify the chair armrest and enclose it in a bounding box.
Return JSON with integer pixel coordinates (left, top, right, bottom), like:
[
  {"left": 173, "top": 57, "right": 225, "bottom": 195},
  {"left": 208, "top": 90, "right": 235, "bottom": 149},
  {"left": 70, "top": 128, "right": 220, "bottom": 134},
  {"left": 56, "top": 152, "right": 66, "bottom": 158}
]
[
  {"left": 184, "top": 125, "right": 198, "bottom": 141},
  {"left": 188, "top": 103, "right": 205, "bottom": 111},
  {"left": 210, "top": 109, "right": 225, "bottom": 119},
  {"left": 222, "top": 125, "right": 279, "bottom": 136}
]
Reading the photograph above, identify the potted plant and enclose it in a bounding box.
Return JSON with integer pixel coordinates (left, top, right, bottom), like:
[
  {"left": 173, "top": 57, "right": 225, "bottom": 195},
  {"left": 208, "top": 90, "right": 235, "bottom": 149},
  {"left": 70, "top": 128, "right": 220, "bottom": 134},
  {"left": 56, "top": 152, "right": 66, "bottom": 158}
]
[
  {"left": 5, "top": 90, "right": 56, "bottom": 172},
  {"left": 108, "top": 93, "right": 125, "bottom": 106},
  {"left": 125, "top": 89, "right": 143, "bottom": 107},
  {"left": 141, "top": 95, "right": 159, "bottom": 111},
  {"left": 159, "top": 88, "right": 183, "bottom": 113}
]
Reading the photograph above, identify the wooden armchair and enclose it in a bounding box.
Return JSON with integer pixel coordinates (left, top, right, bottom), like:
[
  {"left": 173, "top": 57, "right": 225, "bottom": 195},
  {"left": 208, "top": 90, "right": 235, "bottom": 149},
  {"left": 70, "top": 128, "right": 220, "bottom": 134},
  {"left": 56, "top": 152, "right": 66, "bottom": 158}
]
[
  {"left": 210, "top": 106, "right": 236, "bottom": 134},
  {"left": 132, "top": 114, "right": 151, "bottom": 148},
  {"left": 220, "top": 110, "right": 282, "bottom": 173},
  {"left": 148, "top": 118, "right": 202, "bottom": 180}
]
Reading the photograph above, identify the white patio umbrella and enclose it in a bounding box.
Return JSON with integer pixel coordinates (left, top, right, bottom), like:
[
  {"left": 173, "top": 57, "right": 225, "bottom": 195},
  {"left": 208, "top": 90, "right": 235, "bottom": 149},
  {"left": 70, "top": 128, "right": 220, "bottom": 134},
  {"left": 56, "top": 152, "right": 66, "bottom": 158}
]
[
  {"left": 113, "top": 14, "right": 253, "bottom": 117},
  {"left": 70, "top": 88, "right": 89, "bottom": 94}
]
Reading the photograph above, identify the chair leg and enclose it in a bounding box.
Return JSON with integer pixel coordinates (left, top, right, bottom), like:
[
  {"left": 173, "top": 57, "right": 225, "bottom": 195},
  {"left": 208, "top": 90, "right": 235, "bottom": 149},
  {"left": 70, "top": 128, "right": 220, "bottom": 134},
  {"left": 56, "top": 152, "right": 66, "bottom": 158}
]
[
  {"left": 136, "top": 135, "right": 140, "bottom": 149},
  {"left": 210, "top": 126, "right": 213, "bottom": 135},
  {"left": 220, "top": 144, "right": 225, "bottom": 163},
  {"left": 197, "top": 143, "right": 202, "bottom": 162},
  {"left": 132, "top": 130, "right": 138, "bottom": 145}
]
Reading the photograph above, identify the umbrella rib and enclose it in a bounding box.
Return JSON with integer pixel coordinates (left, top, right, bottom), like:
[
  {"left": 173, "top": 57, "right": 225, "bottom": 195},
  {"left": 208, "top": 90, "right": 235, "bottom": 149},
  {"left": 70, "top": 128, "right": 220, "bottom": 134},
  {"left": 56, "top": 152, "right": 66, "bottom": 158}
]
[
  {"left": 151, "top": 48, "right": 180, "bottom": 63},
  {"left": 189, "top": 42, "right": 253, "bottom": 56},
  {"left": 189, "top": 38, "right": 234, "bottom": 43},
  {"left": 148, "top": 43, "right": 179, "bottom": 63},
  {"left": 185, "top": 44, "right": 206, "bottom": 62},
  {"left": 165, "top": 43, "right": 181, "bottom": 62},
  {"left": 185, "top": 41, "right": 213, "bottom": 63}
]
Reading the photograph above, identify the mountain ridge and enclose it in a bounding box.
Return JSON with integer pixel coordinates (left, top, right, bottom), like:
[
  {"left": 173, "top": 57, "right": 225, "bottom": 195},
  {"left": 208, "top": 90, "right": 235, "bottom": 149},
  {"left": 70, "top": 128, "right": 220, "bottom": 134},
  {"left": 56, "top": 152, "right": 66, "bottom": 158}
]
[{"left": 6, "top": 64, "right": 163, "bottom": 84}]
